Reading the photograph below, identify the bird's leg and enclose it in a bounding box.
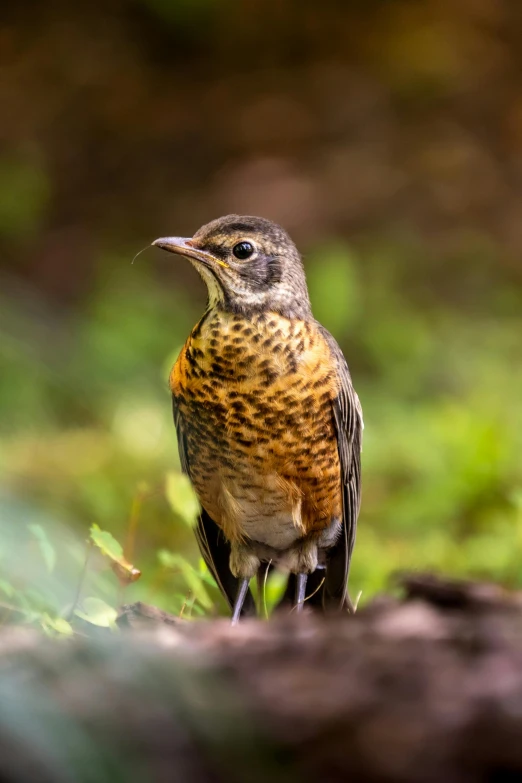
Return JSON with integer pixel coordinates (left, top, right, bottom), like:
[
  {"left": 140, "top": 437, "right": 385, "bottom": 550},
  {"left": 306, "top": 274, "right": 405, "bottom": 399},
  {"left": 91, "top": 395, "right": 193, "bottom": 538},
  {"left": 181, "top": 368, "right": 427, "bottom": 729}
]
[
  {"left": 295, "top": 573, "right": 308, "bottom": 612},
  {"left": 286, "top": 539, "right": 318, "bottom": 613},
  {"left": 231, "top": 578, "right": 250, "bottom": 626},
  {"left": 229, "top": 544, "right": 260, "bottom": 625}
]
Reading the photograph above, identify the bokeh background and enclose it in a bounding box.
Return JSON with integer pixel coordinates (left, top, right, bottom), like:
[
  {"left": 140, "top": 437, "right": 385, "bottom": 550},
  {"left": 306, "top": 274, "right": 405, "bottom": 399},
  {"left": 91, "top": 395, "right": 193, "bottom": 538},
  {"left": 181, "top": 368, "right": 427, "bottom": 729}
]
[{"left": 1, "top": 0, "right": 521, "bottom": 625}]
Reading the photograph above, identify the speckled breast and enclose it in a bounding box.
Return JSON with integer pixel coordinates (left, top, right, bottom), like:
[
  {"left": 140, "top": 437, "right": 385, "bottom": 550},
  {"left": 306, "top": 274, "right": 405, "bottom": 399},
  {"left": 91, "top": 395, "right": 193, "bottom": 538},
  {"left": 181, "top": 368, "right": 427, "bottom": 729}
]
[{"left": 170, "top": 308, "right": 342, "bottom": 547}]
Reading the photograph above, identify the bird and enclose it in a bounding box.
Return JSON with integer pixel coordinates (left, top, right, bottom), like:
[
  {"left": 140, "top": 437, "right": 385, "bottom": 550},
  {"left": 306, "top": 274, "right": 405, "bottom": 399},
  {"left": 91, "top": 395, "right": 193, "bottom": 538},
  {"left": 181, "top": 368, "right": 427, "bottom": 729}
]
[{"left": 153, "top": 215, "right": 363, "bottom": 623}]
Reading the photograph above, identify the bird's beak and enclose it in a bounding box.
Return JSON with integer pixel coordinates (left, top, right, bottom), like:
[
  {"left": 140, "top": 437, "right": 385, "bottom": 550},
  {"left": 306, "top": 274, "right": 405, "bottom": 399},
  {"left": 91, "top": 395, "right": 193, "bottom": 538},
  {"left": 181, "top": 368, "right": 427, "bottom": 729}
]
[{"left": 152, "top": 237, "right": 229, "bottom": 268}]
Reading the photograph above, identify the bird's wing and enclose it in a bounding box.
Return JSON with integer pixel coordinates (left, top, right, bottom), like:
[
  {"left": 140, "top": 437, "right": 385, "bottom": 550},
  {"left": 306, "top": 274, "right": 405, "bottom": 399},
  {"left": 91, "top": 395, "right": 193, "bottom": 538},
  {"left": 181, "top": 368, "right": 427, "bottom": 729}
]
[
  {"left": 319, "top": 328, "right": 363, "bottom": 609},
  {"left": 172, "top": 396, "right": 256, "bottom": 617}
]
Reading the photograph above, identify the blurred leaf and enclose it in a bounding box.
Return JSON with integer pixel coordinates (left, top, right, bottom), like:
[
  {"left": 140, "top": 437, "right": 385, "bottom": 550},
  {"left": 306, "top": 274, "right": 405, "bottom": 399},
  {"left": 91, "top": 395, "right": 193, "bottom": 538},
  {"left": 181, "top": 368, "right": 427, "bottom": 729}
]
[
  {"left": 90, "top": 523, "right": 141, "bottom": 583},
  {"left": 29, "top": 524, "right": 56, "bottom": 573},
  {"left": 40, "top": 613, "right": 74, "bottom": 637},
  {"left": 158, "top": 550, "right": 212, "bottom": 610},
  {"left": 165, "top": 472, "right": 200, "bottom": 527},
  {"left": 90, "top": 523, "right": 124, "bottom": 561},
  {"left": 263, "top": 569, "right": 287, "bottom": 613},
  {"left": 198, "top": 557, "right": 218, "bottom": 586},
  {"left": 75, "top": 597, "right": 118, "bottom": 628}
]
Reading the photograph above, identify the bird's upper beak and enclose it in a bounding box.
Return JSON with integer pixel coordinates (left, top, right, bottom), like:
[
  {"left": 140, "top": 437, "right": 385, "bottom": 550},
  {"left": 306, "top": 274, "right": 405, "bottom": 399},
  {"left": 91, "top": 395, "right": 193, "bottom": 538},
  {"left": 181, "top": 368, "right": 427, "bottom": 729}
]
[{"left": 152, "top": 237, "right": 228, "bottom": 268}]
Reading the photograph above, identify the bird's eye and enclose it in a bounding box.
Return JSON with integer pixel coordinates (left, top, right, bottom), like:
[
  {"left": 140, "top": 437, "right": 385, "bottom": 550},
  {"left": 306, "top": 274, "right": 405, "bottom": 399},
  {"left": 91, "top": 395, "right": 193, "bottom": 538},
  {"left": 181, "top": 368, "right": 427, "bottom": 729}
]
[{"left": 232, "top": 241, "right": 254, "bottom": 260}]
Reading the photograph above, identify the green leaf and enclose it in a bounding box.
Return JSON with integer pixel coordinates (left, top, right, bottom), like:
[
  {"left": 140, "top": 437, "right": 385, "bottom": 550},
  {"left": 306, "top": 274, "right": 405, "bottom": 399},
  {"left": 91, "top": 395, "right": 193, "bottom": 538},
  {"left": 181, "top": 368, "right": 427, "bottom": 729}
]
[
  {"left": 89, "top": 524, "right": 124, "bottom": 561},
  {"left": 40, "top": 613, "right": 74, "bottom": 637},
  {"left": 198, "top": 558, "right": 218, "bottom": 586},
  {"left": 89, "top": 524, "right": 141, "bottom": 583},
  {"left": 28, "top": 524, "right": 56, "bottom": 573},
  {"left": 263, "top": 569, "right": 288, "bottom": 613},
  {"left": 75, "top": 597, "right": 118, "bottom": 628},
  {"left": 165, "top": 472, "right": 200, "bottom": 527}
]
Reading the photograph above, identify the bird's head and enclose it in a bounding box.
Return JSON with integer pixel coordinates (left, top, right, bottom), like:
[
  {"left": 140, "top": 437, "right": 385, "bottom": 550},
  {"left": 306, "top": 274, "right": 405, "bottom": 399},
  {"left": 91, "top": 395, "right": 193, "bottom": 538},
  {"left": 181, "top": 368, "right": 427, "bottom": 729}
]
[{"left": 153, "top": 214, "right": 311, "bottom": 317}]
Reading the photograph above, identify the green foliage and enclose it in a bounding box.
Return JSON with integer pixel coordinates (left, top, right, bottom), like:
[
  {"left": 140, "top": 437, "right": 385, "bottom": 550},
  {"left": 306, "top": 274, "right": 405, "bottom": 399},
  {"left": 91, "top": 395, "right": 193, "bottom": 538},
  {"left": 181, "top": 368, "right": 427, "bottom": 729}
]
[
  {"left": 165, "top": 473, "right": 200, "bottom": 527},
  {"left": 90, "top": 524, "right": 125, "bottom": 562},
  {"left": 307, "top": 243, "right": 362, "bottom": 334},
  {"left": 74, "top": 598, "right": 118, "bottom": 629},
  {"left": 157, "top": 550, "right": 213, "bottom": 612},
  {"left": 40, "top": 614, "right": 74, "bottom": 637}
]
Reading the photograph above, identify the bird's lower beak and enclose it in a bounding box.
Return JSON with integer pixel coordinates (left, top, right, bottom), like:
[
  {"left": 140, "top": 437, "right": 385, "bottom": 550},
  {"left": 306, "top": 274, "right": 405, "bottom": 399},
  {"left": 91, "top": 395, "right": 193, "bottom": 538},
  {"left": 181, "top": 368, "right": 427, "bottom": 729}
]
[{"left": 152, "top": 237, "right": 228, "bottom": 268}]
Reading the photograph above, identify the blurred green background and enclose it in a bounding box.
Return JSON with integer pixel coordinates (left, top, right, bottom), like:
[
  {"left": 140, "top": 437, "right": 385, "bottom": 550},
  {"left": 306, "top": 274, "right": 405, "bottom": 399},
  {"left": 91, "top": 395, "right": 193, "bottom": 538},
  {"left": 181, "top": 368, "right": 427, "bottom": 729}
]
[{"left": 1, "top": 0, "right": 521, "bottom": 627}]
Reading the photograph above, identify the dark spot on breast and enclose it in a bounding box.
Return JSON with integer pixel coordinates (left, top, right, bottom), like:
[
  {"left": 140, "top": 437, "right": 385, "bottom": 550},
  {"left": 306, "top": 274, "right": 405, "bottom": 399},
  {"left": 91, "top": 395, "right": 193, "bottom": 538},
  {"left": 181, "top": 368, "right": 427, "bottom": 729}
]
[
  {"left": 261, "top": 373, "right": 278, "bottom": 387},
  {"left": 236, "top": 437, "right": 253, "bottom": 448},
  {"left": 239, "top": 355, "right": 255, "bottom": 368},
  {"left": 232, "top": 413, "right": 249, "bottom": 427}
]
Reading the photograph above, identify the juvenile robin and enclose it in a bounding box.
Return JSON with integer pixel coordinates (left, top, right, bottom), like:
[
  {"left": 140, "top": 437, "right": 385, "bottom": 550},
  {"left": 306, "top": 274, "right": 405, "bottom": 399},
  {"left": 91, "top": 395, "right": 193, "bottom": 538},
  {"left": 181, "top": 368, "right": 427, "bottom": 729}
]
[{"left": 153, "top": 215, "right": 363, "bottom": 622}]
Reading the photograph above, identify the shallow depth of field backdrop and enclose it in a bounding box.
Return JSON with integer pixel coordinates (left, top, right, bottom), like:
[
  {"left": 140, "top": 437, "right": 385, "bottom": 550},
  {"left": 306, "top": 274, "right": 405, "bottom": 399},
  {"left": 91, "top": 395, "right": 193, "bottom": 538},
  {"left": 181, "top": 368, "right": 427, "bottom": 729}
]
[{"left": 1, "top": 0, "right": 521, "bottom": 625}]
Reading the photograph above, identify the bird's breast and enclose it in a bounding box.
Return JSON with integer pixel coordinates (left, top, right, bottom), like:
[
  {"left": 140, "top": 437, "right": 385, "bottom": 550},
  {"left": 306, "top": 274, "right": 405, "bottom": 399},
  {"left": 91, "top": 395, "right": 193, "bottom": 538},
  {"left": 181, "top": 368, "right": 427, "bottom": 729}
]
[{"left": 170, "top": 309, "right": 342, "bottom": 543}]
